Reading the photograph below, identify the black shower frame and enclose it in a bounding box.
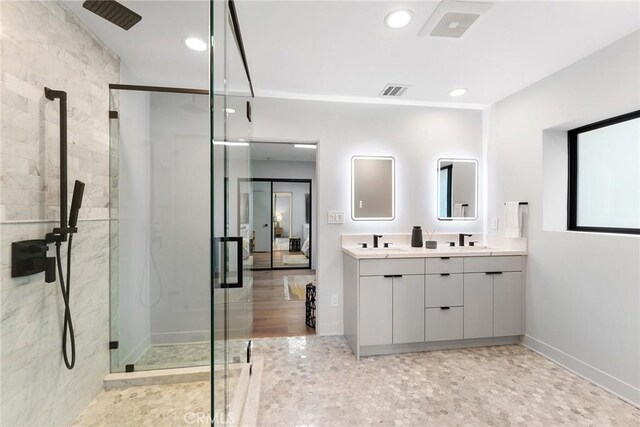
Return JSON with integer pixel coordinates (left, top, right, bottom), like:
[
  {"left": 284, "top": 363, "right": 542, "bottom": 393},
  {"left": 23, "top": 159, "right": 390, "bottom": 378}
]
[{"left": 236, "top": 178, "right": 313, "bottom": 271}]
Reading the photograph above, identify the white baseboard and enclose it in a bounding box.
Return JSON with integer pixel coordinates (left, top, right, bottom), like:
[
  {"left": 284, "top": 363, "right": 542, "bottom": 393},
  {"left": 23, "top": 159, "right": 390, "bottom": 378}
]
[{"left": 521, "top": 335, "right": 639, "bottom": 407}]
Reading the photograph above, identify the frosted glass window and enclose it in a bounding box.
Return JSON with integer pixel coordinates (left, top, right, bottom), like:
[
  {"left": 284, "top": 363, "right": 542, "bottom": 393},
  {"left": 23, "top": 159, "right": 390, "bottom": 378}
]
[{"left": 569, "top": 113, "right": 640, "bottom": 234}]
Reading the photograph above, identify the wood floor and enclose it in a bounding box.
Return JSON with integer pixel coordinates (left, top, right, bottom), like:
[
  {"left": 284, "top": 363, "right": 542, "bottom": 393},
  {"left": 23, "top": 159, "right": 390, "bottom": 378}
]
[
  {"left": 252, "top": 250, "right": 310, "bottom": 269},
  {"left": 252, "top": 268, "right": 316, "bottom": 338}
]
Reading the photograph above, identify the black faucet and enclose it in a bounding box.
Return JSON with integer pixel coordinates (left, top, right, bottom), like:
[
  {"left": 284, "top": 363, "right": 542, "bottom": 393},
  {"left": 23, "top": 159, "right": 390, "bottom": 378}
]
[
  {"left": 373, "top": 234, "right": 383, "bottom": 248},
  {"left": 458, "top": 233, "right": 472, "bottom": 246}
]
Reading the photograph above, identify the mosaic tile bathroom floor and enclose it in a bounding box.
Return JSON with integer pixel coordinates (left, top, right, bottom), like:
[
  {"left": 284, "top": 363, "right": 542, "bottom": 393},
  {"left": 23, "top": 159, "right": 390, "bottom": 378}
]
[
  {"left": 73, "top": 336, "right": 640, "bottom": 426},
  {"left": 254, "top": 336, "right": 639, "bottom": 426}
]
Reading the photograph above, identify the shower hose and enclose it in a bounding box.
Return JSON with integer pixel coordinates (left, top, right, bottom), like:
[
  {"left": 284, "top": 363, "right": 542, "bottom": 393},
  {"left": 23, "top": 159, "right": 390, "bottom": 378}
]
[{"left": 55, "top": 236, "right": 76, "bottom": 370}]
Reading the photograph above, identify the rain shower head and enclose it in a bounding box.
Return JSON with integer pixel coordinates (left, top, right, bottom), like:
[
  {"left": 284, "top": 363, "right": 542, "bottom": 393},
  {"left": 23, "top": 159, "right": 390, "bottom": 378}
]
[{"left": 82, "top": 0, "right": 142, "bottom": 31}]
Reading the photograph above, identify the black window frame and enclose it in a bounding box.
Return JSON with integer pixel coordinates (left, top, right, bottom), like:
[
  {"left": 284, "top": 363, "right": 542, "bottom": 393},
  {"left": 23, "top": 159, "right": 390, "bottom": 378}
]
[{"left": 567, "top": 109, "right": 640, "bottom": 235}]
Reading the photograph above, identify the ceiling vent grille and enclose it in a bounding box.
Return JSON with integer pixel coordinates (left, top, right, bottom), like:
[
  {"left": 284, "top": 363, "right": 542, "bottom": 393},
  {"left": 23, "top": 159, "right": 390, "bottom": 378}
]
[
  {"left": 380, "top": 84, "right": 410, "bottom": 97},
  {"left": 419, "top": 1, "right": 493, "bottom": 39}
]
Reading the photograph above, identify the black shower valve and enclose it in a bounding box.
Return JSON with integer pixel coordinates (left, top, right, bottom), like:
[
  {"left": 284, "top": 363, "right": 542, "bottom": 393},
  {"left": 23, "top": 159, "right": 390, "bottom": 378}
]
[{"left": 11, "top": 239, "right": 56, "bottom": 283}]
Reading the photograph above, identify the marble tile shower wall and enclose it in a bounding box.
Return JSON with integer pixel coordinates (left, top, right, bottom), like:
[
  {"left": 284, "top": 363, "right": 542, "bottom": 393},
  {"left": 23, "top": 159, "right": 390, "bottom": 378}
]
[{"left": 0, "top": 1, "right": 118, "bottom": 426}]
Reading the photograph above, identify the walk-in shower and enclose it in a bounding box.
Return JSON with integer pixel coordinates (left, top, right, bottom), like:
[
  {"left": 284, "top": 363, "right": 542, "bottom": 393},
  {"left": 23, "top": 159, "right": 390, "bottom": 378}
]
[{"left": 108, "top": 85, "right": 213, "bottom": 372}]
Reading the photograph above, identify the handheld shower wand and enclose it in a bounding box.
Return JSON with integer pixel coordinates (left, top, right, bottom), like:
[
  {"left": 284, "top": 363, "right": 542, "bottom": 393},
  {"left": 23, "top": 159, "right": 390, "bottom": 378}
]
[{"left": 54, "top": 180, "right": 84, "bottom": 369}]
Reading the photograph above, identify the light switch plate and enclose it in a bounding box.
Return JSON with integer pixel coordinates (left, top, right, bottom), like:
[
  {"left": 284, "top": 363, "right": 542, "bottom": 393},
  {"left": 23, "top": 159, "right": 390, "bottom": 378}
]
[
  {"left": 328, "top": 211, "right": 344, "bottom": 224},
  {"left": 492, "top": 217, "right": 499, "bottom": 230}
]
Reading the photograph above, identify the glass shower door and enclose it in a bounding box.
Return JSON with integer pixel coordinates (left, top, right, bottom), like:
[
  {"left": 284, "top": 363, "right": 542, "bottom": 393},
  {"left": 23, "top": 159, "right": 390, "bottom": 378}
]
[{"left": 211, "top": 0, "right": 254, "bottom": 423}]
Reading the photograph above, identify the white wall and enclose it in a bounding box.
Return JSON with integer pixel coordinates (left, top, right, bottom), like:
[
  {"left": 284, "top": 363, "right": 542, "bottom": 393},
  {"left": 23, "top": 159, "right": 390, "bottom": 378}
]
[
  {"left": 487, "top": 31, "right": 640, "bottom": 404},
  {"left": 0, "top": 1, "right": 118, "bottom": 425},
  {"left": 251, "top": 99, "right": 484, "bottom": 334},
  {"left": 116, "top": 84, "right": 151, "bottom": 364}
]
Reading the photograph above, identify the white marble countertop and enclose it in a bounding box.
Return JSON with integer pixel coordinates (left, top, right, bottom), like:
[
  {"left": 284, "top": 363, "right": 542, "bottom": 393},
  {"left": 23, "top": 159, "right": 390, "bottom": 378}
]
[{"left": 342, "top": 245, "right": 527, "bottom": 259}]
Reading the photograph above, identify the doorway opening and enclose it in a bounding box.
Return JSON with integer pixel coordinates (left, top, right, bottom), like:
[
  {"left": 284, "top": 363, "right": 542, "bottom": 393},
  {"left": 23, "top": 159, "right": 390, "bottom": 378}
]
[{"left": 238, "top": 142, "right": 317, "bottom": 337}]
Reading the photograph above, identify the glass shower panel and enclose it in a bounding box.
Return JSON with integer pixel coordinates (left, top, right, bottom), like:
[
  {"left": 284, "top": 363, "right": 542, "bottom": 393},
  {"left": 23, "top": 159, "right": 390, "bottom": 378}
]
[
  {"left": 212, "top": 0, "right": 254, "bottom": 422},
  {"left": 109, "top": 89, "right": 211, "bottom": 373}
]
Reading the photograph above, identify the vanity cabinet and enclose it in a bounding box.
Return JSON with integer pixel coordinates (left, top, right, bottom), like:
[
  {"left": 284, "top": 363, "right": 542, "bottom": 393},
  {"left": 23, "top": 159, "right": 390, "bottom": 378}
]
[
  {"left": 393, "top": 275, "right": 425, "bottom": 344},
  {"left": 359, "top": 276, "right": 393, "bottom": 346},
  {"left": 358, "top": 260, "right": 425, "bottom": 346},
  {"left": 463, "top": 256, "right": 524, "bottom": 338},
  {"left": 343, "top": 252, "right": 525, "bottom": 359},
  {"left": 493, "top": 272, "right": 524, "bottom": 336},
  {"left": 463, "top": 273, "right": 493, "bottom": 338}
]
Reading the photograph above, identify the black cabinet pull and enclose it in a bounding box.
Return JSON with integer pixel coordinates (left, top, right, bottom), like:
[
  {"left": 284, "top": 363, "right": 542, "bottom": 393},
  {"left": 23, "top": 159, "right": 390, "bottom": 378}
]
[
  {"left": 440, "top": 273, "right": 450, "bottom": 276},
  {"left": 383, "top": 275, "right": 394, "bottom": 278},
  {"left": 440, "top": 257, "right": 450, "bottom": 260},
  {"left": 440, "top": 306, "right": 450, "bottom": 310},
  {"left": 394, "top": 274, "right": 403, "bottom": 278},
  {"left": 485, "top": 271, "right": 503, "bottom": 275}
]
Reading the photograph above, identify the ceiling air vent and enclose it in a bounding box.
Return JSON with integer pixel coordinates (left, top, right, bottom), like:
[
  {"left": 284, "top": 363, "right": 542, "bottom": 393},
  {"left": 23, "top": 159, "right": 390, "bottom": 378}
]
[
  {"left": 419, "top": 1, "right": 493, "bottom": 39},
  {"left": 380, "top": 84, "right": 410, "bottom": 97}
]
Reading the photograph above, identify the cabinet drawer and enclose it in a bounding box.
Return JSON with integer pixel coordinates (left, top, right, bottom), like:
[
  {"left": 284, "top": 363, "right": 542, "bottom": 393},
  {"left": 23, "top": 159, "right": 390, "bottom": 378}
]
[
  {"left": 425, "top": 274, "right": 463, "bottom": 308},
  {"left": 464, "top": 256, "right": 522, "bottom": 273},
  {"left": 359, "top": 258, "right": 424, "bottom": 276},
  {"left": 425, "top": 307, "right": 463, "bottom": 341},
  {"left": 426, "top": 257, "right": 463, "bottom": 274}
]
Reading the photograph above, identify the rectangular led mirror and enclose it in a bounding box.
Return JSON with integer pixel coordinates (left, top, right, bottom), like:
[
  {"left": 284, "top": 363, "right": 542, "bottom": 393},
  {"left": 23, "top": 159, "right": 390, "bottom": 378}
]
[
  {"left": 438, "top": 158, "right": 478, "bottom": 220},
  {"left": 352, "top": 156, "right": 395, "bottom": 221}
]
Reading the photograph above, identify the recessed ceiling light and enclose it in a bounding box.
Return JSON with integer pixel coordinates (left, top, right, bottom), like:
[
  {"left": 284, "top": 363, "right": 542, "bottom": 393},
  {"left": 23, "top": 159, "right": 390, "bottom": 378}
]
[
  {"left": 294, "top": 144, "right": 317, "bottom": 149},
  {"left": 449, "top": 88, "right": 467, "bottom": 97},
  {"left": 225, "top": 108, "right": 235, "bottom": 114},
  {"left": 385, "top": 10, "right": 413, "bottom": 28},
  {"left": 185, "top": 37, "right": 207, "bottom": 52}
]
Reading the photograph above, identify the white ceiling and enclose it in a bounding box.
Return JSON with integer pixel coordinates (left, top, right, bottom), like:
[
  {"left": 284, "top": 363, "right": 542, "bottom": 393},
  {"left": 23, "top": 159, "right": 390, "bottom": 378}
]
[
  {"left": 237, "top": 0, "right": 640, "bottom": 106},
  {"left": 65, "top": 0, "right": 640, "bottom": 107},
  {"left": 64, "top": 0, "right": 211, "bottom": 89}
]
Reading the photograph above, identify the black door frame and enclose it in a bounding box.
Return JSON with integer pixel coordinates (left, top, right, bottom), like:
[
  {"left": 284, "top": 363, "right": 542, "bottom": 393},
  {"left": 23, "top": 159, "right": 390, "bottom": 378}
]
[{"left": 237, "top": 178, "right": 313, "bottom": 270}]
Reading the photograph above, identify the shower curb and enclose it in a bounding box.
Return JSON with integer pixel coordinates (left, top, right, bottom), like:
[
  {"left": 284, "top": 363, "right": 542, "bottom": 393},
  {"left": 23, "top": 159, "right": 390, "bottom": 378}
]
[{"left": 104, "top": 366, "right": 209, "bottom": 389}]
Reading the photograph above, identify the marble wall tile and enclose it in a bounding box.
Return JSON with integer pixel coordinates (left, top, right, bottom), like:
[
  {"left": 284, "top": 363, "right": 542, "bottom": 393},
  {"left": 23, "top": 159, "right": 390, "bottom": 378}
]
[
  {"left": 0, "top": 1, "right": 118, "bottom": 425},
  {"left": 0, "top": 0, "right": 118, "bottom": 223}
]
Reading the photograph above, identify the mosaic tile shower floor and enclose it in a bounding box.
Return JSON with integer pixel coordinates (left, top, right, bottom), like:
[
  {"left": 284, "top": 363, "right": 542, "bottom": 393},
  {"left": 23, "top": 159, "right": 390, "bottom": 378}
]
[
  {"left": 73, "top": 336, "right": 639, "bottom": 426},
  {"left": 135, "top": 343, "right": 210, "bottom": 370}
]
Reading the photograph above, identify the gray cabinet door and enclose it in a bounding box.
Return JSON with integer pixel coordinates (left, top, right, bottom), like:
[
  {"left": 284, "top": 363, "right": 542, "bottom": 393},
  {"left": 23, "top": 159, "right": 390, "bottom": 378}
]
[
  {"left": 359, "top": 276, "right": 393, "bottom": 346},
  {"left": 393, "top": 275, "right": 425, "bottom": 344},
  {"left": 493, "top": 272, "right": 524, "bottom": 337},
  {"left": 463, "top": 273, "right": 494, "bottom": 339}
]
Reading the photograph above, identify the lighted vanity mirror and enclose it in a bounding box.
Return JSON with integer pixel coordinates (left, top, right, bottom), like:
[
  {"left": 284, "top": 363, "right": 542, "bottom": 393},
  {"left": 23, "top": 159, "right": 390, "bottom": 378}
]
[
  {"left": 352, "top": 156, "right": 395, "bottom": 220},
  {"left": 438, "top": 158, "right": 478, "bottom": 220}
]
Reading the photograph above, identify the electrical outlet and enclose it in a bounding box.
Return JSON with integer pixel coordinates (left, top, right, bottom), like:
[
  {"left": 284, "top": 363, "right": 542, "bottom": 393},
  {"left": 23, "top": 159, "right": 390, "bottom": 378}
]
[
  {"left": 331, "top": 294, "right": 339, "bottom": 307},
  {"left": 492, "top": 217, "right": 499, "bottom": 230}
]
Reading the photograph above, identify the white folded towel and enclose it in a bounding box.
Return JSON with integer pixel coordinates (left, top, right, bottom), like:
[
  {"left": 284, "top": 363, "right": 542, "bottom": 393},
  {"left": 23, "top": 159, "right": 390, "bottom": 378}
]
[
  {"left": 504, "top": 201, "right": 522, "bottom": 238},
  {"left": 453, "top": 203, "right": 464, "bottom": 217}
]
